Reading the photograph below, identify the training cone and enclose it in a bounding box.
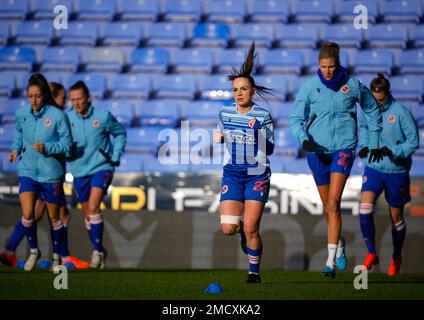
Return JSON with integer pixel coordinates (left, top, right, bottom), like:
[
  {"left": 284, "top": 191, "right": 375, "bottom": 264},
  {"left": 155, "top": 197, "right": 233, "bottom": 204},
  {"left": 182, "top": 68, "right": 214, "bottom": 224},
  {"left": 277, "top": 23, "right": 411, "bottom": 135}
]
[
  {"left": 16, "top": 260, "right": 25, "bottom": 269},
  {"left": 63, "top": 261, "right": 76, "bottom": 269},
  {"left": 204, "top": 283, "right": 224, "bottom": 294},
  {"left": 38, "top": 260, "right": 51, "bottom": 269}
]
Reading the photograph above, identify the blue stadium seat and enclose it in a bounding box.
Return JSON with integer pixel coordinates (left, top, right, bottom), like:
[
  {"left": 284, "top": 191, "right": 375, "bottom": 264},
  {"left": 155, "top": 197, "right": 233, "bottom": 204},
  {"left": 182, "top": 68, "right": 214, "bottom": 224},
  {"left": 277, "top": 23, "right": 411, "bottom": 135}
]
[
  {"left": 274, "top": 128, "right": 300, "bottom": 156},
  {"left": 282, "top": 156, "right": 309, "bottom": 174},
  {"left": 0, "top": 151, "right": 18, "bottom": 172},
  {"left": 353, "top": 50, "right": 394, "bottom": 75},
  {"left": 337, "top": 0, "right": 378, "bottom": 24},
  {"left": 198, "top": 74, "right": 232, "bottom": 100},
  {"left": 129, "top": 47, "right": 169, "bottom": 73},
  {"left": 183, "top": 100, "right": 222, "bottom": 126},
  {"left": 215, "top": 48, "right": 252, "bottom": 74},
  {"left": 400, "top": 49, "right": 424, "bottom": 75},
  {"left": 205, "top": 0, "right": 246, "bottom": 23},
  {"left": 80, "top": 47, "right": 124, "bottom": 73},
  {"left": 410, "top": 156, "right": 424, "bottom": 176},
  {"left": 110, "top": 74, "right": 151, "bottom": 99},
  {"left": 382, "top": 0, "right": 422, "bottom": 23},
  {"left": 146, "top": 22, "right": 187, "bottom": 47},
  {"left": 250, "top": 0, "right": 290, "bottom": 23},
  {"left": 293, "top": 0, "right": 334, "bottom": 23},
  {"left": 350, "top": 157, "right": 366, "bottom": 176},
  {"left": 74, "top": 0, "right": 116, "bottom": 21},
  {"left": 0, "top": 76, "right": 15, "bottom": 97},
  {"left": 31, "top": 0, "right": 73, "bottom": 19},
  {"left": 56, "top": 21, "right": 98, "bottom": 46},
  {"left": 414, "top": 25, "right": 424, "bottom": 48},
  {"left": 390, "top": 75, "right": 423, "bottom": 103},
  {"left": 102, "top": 22, "right": 142, "bottom": 46},
  {"left": 96, "top": 99, "right": 135, "bottom": 127},
  {"left": 0, "top": 46, "right": 34, "bottom": 72},
  {"left": 268, "top": 155, "right": 284, "bottom": 173},
  {"left": 163, "top": 0, "right": 202, "bottom": 22},
  {"left": 125, "top": 126, "right": 163, "bottom": 153},
  {"left": 232, "top": 23, "right": 275, "bottom": 48},
  {"left": 0, "top": 98, "right": 26, "bottom": 124},
  {"left": 67, "top": 73, "right": 107, "bottom": 100},
  {"left": 322, "top": 23, "right": 363, "bottom": 48},
  {"left": 115, "top": 153, "right": 144, "bottom": 172},
  {"left": 276, "top": 24, "right": 319, "bottom": 49},
  {"left": 153, "top": 74, "right": 197, "bottom": 100},
  {"left": 144, "top": 154, "right": 190, "bottom": 173},
  {"left": 174, "top": 48, "right": 214, "bottom": 74},
  {"left": 291, "top": 75, "right": 314, "bottom": 98},
  {"left": 254, "top": 74, "right": 288, "bottom": 101},
  {"left": 190, "top": 22, "right": 230, "bottom": 47},
  {"left": 261, "top": 49, "right": 303, "bottom": 75},
  {"left": 0, "top": 22, "right": 11, "bottom": 46},
  {"left": 0, "top": 124, "right": 15, "bottom": 151},
  {"left": 409, "top": 103, "right": 424, "bottom": 127},
  {"left": 356, "top": 73, "right": 377, "bottom": 89},
  {"left": 138, "top": 99, "right": 180, "bottom": 127},
  {"left": 41, "top": 47, "right": 80, "bottom": 73},
  {"left": 272, "top": 102, "right": 293, "bottom": 127},
  {"left": 117, "top": 0, "right": 159, "bottom": 21},
  {"left": 366, "top": 24, "right": 408, "bottom": 49},
  {"left": 0, "top": 0, "right": 28, "bottom": 20}
]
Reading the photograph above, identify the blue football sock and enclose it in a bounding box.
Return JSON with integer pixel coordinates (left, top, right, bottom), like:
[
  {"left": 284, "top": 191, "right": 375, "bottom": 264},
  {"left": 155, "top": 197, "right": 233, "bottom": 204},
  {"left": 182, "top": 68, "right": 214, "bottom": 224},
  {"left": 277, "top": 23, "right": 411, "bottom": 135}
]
[
  {"left": 22, "top": 218, "right": 38, "bottom": 250},
  {"left": 89, "top": 214, "right": 104, "bottom": 252},
  {"left": 60, "top": 224, "right": 70, "bottom": 258},
  {"left": 359, "top": 205, "right": 376, "bottom": 254},
  {"left": 51, "top": 220, "right": 64, "bottom": 255},
  {"left": 392, "top": 220, "right": 406, "bottom": 260},
  {"left": 247, "top": 246, "right": 262, "bottom": 274},
  {"left": 5, "top": 219, "right": 26, "bottom": 252}
]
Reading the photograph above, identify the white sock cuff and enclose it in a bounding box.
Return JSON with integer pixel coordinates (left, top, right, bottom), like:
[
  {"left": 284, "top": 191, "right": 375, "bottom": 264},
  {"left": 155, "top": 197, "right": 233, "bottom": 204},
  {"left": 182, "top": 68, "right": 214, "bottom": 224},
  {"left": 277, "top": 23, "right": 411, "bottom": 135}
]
[
  {"left": 220, "top": 215, "right": 241, "bottom": 225},
  {"left": 360, "top": 203, "right": 374, "bottom": 214},
  {"left": 21, "top": 217, "right": 34, "bottom": 227},
  {"left": 394, "top": 219, "right": 406, "bottom": 231},
  {"left": 328, "top": 244, "right": 338, "bottom": 249},
  {"left": 89, "top": 213, "right": 103, "bottom": 225}
]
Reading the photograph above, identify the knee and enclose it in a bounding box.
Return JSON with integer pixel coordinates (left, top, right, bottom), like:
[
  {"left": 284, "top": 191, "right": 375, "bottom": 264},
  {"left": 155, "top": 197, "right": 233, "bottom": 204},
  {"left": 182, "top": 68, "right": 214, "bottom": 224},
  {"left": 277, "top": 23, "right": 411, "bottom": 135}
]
[
  {"left": 220, "top": 215, "right": 240, "bottom": 235},
  {"left": 325, "top": 199, "right": 340, "bottom": 214},
  {"left": 221, "top": 224, "right": 238, "bottom": 236},
  {"left": 87, "top": 202, "right": 100, "bottom": 215},
  {"left": 243, "top": 224, "right": 259, "bottom": 240}
]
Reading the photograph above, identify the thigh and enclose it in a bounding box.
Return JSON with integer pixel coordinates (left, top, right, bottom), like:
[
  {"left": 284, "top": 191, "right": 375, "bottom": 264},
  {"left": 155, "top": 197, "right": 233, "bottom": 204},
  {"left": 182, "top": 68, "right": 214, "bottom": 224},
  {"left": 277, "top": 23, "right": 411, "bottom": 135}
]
[
  {"left": 307, "top": 152, "right": 331, "bottom": 186},
  {"left": 244, "top": 200, "right": 265, "bottom": 230},
  {"left": 19, "top": 192, "right": 37, "bottom": 218},
  {"left": 328, "top": 172, "right": 349, "bottom": 203},
  {"left": 361, "top": 166, "right": 385, "bottom": 196},
  {"left": 220, "top": 200, "right": 244, "bottom": 216}
]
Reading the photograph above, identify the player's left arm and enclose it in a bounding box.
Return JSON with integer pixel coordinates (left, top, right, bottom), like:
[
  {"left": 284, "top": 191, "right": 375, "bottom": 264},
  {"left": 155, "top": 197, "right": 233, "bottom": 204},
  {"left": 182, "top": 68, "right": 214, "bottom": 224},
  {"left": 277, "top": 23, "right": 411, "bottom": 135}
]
[
  {"left": 391, "top": 110, "right": 419, "bottom": 159},
  {"left": 106, "top": 112, "right": 127, "bottom": 163},
  {"left": 260, "top": 112, "right": 274, "bottom": 156}
]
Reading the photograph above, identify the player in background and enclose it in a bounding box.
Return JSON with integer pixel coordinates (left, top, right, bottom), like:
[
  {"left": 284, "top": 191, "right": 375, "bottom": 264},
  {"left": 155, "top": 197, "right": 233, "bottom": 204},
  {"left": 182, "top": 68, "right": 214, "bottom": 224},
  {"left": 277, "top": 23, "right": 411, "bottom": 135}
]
[
  {"left": 214, "top": 42, "right": 274, "bottom": 283},
  {"left": 1, "top": 82, "right": 89, "bottom": 269},
  {"left": 67, "top": 81, "right": 126, "bottom": 269},
  {"left": 357, "top": 74, "right": 419, "bottom": 276},
  {"left": 289, "top": 42, "right": 383, "bottom": 278},
  {"left": 5, "top": 73, "right": 72, "bottom": 271}
]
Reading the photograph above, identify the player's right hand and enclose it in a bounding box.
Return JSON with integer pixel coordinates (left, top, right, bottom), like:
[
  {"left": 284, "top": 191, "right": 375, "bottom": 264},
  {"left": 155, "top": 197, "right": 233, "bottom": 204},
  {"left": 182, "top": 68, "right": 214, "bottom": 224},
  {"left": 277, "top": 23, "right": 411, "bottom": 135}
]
[
  {"left": 213, "top": 131, "right": 224, "bottom": 143},
  {"left": 8, "top": 151, "right": 17, "bottom": 162},
  {"left": 302, "top": 139, "right": 316, "bottom": 152}
]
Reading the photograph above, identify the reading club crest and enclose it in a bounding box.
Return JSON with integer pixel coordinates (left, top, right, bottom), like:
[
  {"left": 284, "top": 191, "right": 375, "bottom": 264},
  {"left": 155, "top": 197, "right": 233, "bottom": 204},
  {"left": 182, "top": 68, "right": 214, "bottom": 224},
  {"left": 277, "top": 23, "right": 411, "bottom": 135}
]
[
  {"left": 341, "top": 85, "right": 349, "bottom": 94},
  {"left": 44, "top": 119, "right": 52, "bottom": 127},
  {"left": 388, "top": 114, "right": 396, "bottom": 123},
  {"left": 92, "top": 119, "right": 100, "bottom": 127}
]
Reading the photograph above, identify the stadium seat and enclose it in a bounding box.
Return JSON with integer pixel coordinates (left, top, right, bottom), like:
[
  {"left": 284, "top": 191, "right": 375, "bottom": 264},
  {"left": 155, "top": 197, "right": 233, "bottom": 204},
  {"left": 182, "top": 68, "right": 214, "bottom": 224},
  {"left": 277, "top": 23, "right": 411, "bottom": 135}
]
[
  {"left": 116, "top": 0, "right": 159, "bottom": 21},
  {"left": 0, "top": 46, "right": 35, "bottom": 72},
  {"left": 110, "top": 74, "right": 151, "bottom": 99},
  {"left": 125, "top": 126, "right": 163, "bottom": 154},
  {"left": 138, "top": 99, "right": 180, "bottom": 127},
  {"left": 0, "top": 124, "right": 15, "bottom": 151},
  {"left": 274, "top": 128, "right": 300, "bottom": 156},
  {"left": 291, "top": 75, "right": 314, "bottom": 98},
  {"left": 409, "top": 103, "right": 424, "bottom": 127},
  {"left": 40, "top": 47, "right": 80, "bottom": 73},
  {"left": 293, "top": 0, "right": 334, "bottom": 23},
  {"left": 0, "top": 21, "right": 10, "bottom": 46},
  {"left": 67, "top": 73, "right": 107, "bottom": 100},
  {"left": 282, "top": 156, "right": 310, "bottom": 174},
  {"left": 16, "top": 20, "right": 53, "bottom": 45},
  {"left": 215, "top": 47, "right": 253, "bottom": 74},
  {"left": 261, "top": 49, "right": 303, "bottom": 75},
  {"left": 272, "top": 102, "right": 293, "bottom": 127},
  {"left": 0, "top": 0, "right": 28, "bottom": 20},
  {"left": 268, "top": 155, "right": 284, "bottom": 173},
  {"left": 182, "top": 100, "right": 222, "bottom": 126},
  {"left": 129, "top": 47, "right": 169, "bottom": 73},
  {"left": 0, "top": 98, "right": 26, "bottom": 124},
  {"left": 198, "top": 74, "right": 232, "bottom": 100},
  {"left": 0, "top": 151, "right": 18, "bottom": 172},
  {"left": 275, "top": 24, "right": 319, "bottom": 49},
  {"left": 96, "top": 99, "right": 135, "bottom": 127},
  {"left": 56, "top": 21, "right": 98, "bottom": 46},
  {"left": 390, "top": 75, "right": 423, "bottom": 103},
  {"left": 146, "top": 22, "right": 187, "bottom": 47},
  {"left": 232, "top": 23, "right": 275, "bottom": 48},
  {"left": 337, "top": 0, "right": 378, "bottom": 24},
  {"left": 322, "top": 24, "right": 363, "bottom": 48},
  {"left": 254, "top": 74, "right": 288, "bottom": 101},
  {"left": 80, "top": 47, "right": 124, "bottom": 73},
  {"left": 382, "top": 0, "right": 422, "bottom": 23},
  {"left": 249, "top": 0, "right": 290, "bottom": 23},
  {"left": 205, "top": 0, "right": 246, "bottom": 23},
  {"left": 144, "top": 154, "right": 191, "bottom": 173},
  {"left": 174, "top": 48, "right": 214, "bottom": 74},
  {"left": 414, "top": 25, "right": 424, "bottom": 48},
  {"left": 31, "top": 0, "right": 73, "bottom": 20},
  {"left": 115, "top": 153, "right": 144, "bottom": 172},
  {"left": 366, "top": 24, "right": 408, "bottom": 49},
  {"left": 350, "top": 157, "right": 366, "bottom": 176},
  {"left": 0, "top": 76, "right": 15, "bottom": 97},
  {"left": 353, "top": 50, "right": 394, "bottom": 75},
  {"left": 162, "top": 0, "right": 202, "bottom": 22},
  {"left": 74, "top": 0, "right": 116, "bottom": 21},
  {"left": 400, "top": 49, "right": 424, "bottom": 75},
  {"left": 153, "top": 74, "right": 197, "bottom": 100},
  {"left": 410, "top": 156, "right": 424, "bottom": 176},
  {"left": 190, "top": 22, "right": 230, "bottom": 47},
  {"left": 102, "top": 22, "right": 143, "bottom": 46}
]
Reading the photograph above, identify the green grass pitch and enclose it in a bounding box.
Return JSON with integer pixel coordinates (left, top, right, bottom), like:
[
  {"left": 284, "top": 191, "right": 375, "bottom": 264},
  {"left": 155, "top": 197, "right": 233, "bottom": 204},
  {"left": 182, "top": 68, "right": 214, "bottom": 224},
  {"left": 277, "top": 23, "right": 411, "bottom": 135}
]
[{"left": 1, "top": 267, "right": 424, "bottom": 300}]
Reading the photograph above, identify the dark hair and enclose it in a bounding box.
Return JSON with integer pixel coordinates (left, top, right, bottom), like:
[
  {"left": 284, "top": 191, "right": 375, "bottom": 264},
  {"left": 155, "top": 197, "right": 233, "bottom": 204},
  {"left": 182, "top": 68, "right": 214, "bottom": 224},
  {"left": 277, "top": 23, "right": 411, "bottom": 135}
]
[
  {"left": 49, "top": 82, "right": 65, "bottom": 99},
  {"left": 227, "top": 42, "right": 273, "bottom": 100},
  {"left": 370, "top": 73, "right": 391, "bottom": 94},
  {"left": 69, "top": 80, "right": 90, "bottom": 97},
  {"left": 318, "top": 41, "right": 340, "bottom": 64},
  {"left": 27, "top": 73, "right": 59, "bottom": 108}
]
